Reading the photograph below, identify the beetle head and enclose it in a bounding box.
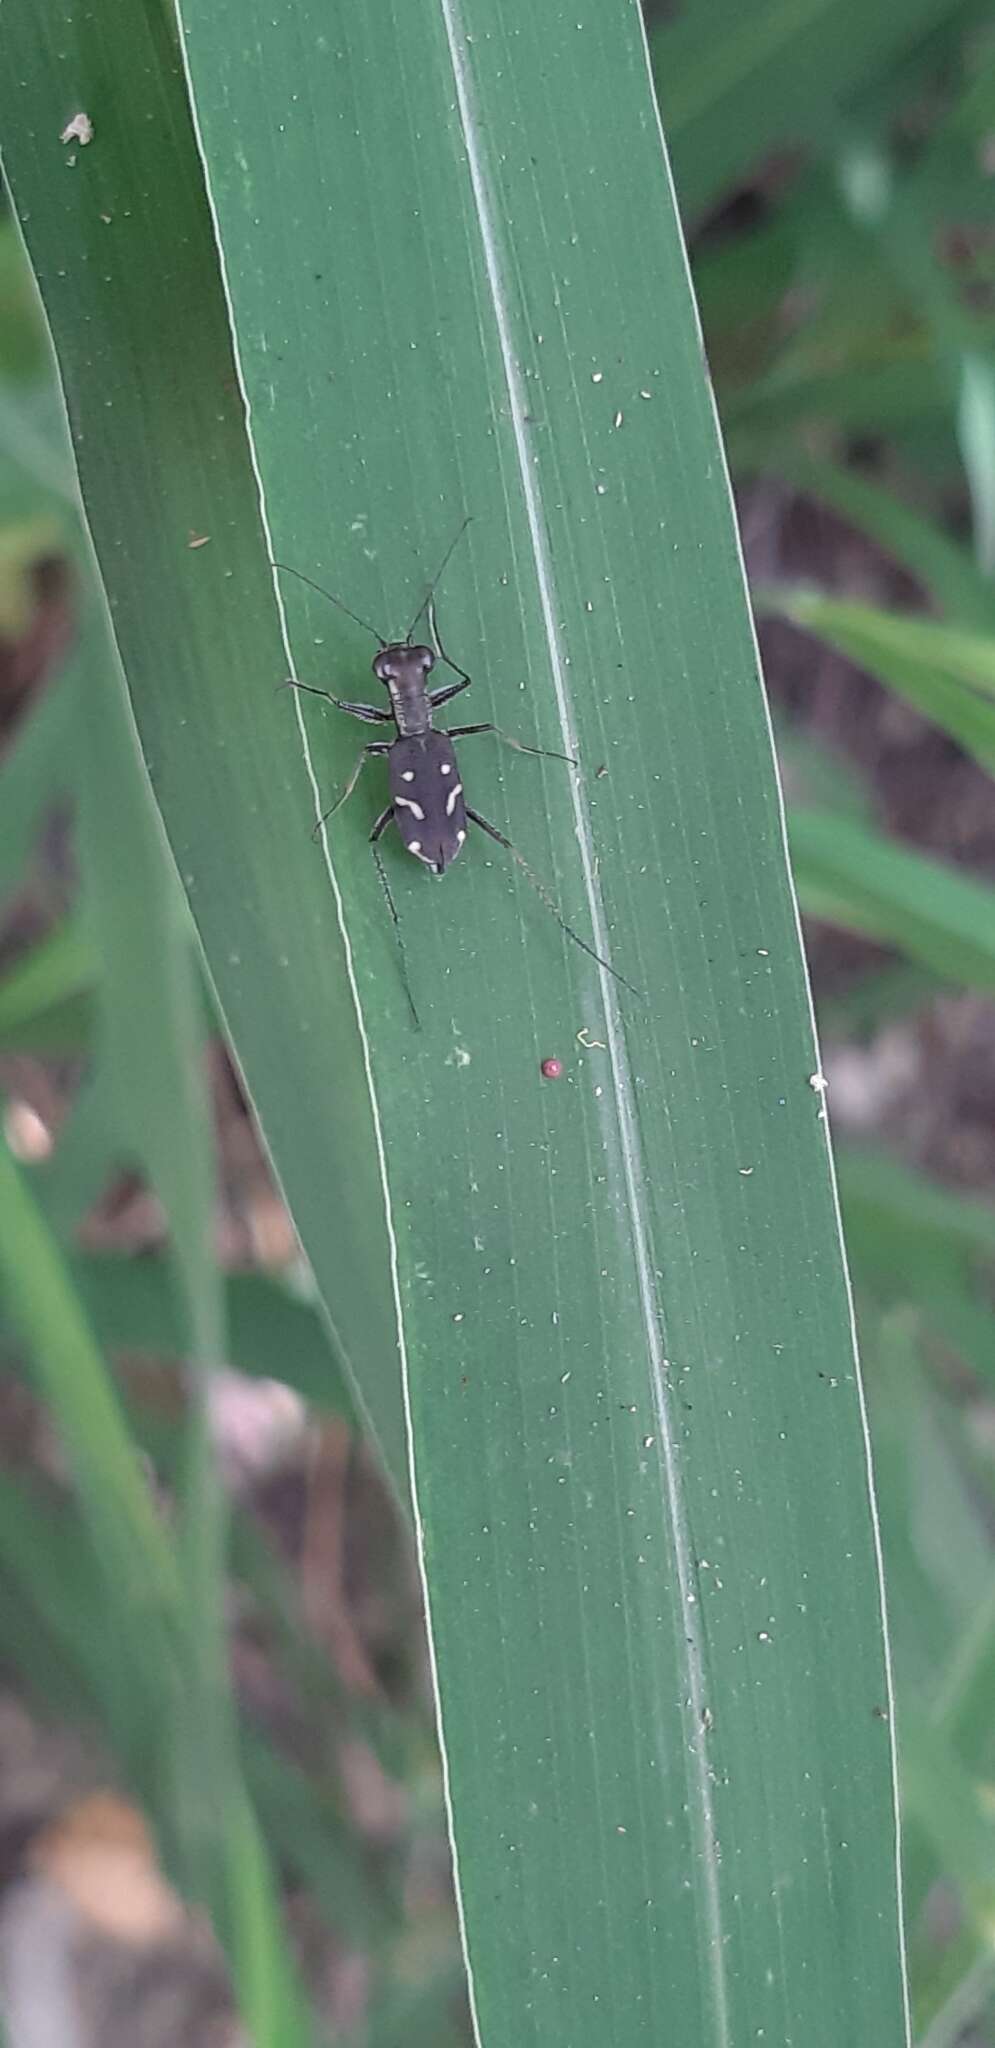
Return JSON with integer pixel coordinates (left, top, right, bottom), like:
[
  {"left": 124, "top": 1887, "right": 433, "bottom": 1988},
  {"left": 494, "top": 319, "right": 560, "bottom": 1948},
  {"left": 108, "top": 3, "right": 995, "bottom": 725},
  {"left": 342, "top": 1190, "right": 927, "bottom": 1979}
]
[{"left": 373, "top": 643, "right": 435, "bottom": 688}]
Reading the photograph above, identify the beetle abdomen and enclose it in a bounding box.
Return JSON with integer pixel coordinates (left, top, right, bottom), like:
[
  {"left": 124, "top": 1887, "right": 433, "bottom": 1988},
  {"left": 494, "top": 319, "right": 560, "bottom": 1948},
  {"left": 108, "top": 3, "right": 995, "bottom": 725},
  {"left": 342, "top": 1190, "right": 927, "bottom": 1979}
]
[{"left": 389, "top": 733, "right": 467, "bottom": 876}]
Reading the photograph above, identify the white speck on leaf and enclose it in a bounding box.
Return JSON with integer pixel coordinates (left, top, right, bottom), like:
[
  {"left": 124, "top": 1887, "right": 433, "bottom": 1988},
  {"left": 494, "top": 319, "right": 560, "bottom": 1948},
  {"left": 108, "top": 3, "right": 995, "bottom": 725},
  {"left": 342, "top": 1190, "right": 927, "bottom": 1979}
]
[{"left": 60, "top": 112, "right": 93, "bottom": 145}]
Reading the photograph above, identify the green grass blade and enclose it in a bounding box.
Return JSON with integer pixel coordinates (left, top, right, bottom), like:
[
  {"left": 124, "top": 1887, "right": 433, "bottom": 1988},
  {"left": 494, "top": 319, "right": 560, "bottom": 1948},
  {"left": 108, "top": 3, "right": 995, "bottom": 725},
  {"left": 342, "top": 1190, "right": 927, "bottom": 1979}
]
[
  {"left": 752, "top": 452, "right": 995, "bottom": 629},
  {"left": 767, "top": 589, "right": 995, "bottom": 776},
  {"left": 1, "top": 2, "right": 909, "bottom": 2042},
  {"left": 73, "top": 590, "right": 240, "bottom": 1915},
  {"left": 0, "top": 12, "right": 408, "bottom": 1497},
  {"left": 653, "top": 0, "right": 971, "bottom": 220},
  {"left": 0, "top": 1132, "right": 178, "bottom": 1605},
  {"left": 839, "top": 1151, "right": 995, "bottom": 1386},
  {"left": 0, "top": 1134, "right": 313, "bottom": 2039},
  {"left": 0, "top": 1252, "right": 357, "bottom": 1417},
  {"left": 790, "top": 807, "right": 995, "bottom": 987},
  {"left": 0, "top": 918, "right": 96, "bottom": 1050},
  {"left": 0, "top": 655, "right": 79, "bottom": 902}
]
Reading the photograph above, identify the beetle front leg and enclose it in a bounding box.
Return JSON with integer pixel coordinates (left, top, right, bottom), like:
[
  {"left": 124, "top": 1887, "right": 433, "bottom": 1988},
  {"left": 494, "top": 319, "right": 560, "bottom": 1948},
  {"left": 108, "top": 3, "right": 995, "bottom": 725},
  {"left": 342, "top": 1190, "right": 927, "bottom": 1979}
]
[
  {"left": 427, "top": 674, "right": 473, "bottom": 712},
  {"left": 285, "top": 679, "right": 392, "bottom": 725},
  {"left": 426, "top": 593, "right": 474, "bottom": 697}
]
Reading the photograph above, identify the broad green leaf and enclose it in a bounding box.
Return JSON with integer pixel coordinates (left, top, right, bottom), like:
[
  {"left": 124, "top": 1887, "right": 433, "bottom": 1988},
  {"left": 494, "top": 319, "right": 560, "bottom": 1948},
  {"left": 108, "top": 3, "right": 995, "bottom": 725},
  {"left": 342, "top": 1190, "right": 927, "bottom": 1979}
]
[{"left": 1, "top": 4, "right": 909, "bottom": 2045}]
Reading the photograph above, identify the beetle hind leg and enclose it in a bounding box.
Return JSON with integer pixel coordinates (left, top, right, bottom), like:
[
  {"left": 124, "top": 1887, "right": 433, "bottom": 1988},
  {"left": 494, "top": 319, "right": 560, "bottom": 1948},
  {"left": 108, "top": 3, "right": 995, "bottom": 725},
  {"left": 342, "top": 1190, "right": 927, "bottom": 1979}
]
[
  {"left": 312, "top": 742, "right": 390, "bottom": 840},
  {"left": 369, "top": 807, "right": 420, "bottom": 1029}
]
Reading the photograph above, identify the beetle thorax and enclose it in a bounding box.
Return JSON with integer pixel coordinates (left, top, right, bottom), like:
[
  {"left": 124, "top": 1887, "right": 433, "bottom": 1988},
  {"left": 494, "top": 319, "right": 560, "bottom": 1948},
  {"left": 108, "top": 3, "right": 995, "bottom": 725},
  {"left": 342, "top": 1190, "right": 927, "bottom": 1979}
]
[{"left": 388, "top": 674, "right": 432, "bottom": 738}]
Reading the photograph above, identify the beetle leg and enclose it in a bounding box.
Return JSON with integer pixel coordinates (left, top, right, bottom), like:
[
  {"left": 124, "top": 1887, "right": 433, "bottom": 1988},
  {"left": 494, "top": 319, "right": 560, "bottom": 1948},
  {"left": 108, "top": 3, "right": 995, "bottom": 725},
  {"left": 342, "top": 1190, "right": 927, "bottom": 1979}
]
[
  {"left": 284, "top": 679, "right": 392, "bottom": 724},
  {"left": 465, "top": 807, "right": 642, "bottom": 1000},
  {"left": 445, "top": 721, "right": 576, "bottom": 766},
  {"left": 369, "top": 807, "right": 420, "bottom": 1028},
  {"left": 427, "top": 673, "right": 473, "bottom": 711},
  {"left": 426, "top": 594, "right": 474, "bottom": 691},
  {"left": 312, "top": 743, "right": 391, "bottom": 840}
]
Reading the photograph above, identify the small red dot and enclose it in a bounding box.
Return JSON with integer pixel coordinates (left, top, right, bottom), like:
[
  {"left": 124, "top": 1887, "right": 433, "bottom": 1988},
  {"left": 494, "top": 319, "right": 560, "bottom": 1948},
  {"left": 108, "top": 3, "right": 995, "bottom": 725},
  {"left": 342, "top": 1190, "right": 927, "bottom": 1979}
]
[{"left": 540, "top": 1057, "right": 563, "bottom": 1080}]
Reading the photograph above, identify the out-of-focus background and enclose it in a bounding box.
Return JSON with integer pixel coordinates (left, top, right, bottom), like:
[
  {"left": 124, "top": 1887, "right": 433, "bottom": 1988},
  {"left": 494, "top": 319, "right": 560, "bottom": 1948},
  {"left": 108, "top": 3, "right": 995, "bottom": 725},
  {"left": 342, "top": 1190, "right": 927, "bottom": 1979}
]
[{"left": 1, "top": 2, "right": 995, "bottom": 2043}]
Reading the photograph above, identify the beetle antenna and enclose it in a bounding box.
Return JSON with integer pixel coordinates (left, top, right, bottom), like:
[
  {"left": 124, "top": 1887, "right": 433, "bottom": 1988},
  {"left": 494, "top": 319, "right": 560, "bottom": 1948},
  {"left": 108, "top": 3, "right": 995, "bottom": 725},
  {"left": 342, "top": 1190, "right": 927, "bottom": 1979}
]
[
  {"left": 273, "top": 563, "right": 388, "bottom": 649},
  {"left": 405, "top": 516, "right": 472, "bottom": 643}
]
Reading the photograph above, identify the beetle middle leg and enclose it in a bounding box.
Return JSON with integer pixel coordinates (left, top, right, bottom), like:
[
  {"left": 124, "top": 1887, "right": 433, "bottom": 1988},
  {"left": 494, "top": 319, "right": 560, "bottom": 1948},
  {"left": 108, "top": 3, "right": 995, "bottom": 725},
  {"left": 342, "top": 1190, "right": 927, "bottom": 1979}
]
[
  {"left": 312, "top": 742, "right": 391, "bottom": 840},
  {"left": 445, "top": 721, "right": 576, "bottom": 767}
]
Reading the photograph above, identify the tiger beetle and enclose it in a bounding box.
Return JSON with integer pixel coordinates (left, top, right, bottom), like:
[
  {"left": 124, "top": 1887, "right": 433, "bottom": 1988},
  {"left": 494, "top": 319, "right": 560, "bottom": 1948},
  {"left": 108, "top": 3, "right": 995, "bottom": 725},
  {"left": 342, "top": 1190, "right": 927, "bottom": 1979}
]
[{"left": 276, "top": 522, "right": 639, "bottom": 1024}]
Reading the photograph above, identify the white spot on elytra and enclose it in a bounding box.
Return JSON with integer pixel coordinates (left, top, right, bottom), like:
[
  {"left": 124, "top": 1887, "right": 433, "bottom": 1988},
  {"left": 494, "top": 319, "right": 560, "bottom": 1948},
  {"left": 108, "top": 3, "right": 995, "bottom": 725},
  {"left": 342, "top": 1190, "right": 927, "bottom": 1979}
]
[
  {"left": 456, "top": 829, "right": 467, "bottom": 845},
  {"left": 440, "top": 762, "right": 452, "bottom": 775},
  {"left": 445, "top": 782, "right": 463, "bottom": 816},
  {"left": 401, "top": 769, "right": 415, "bottom": 782},
  {"left": 396, "top": 794, "right": 425, "bottom": 820},
  {"left": 408, "top": 839, "right": 422, "bottom": 854}
]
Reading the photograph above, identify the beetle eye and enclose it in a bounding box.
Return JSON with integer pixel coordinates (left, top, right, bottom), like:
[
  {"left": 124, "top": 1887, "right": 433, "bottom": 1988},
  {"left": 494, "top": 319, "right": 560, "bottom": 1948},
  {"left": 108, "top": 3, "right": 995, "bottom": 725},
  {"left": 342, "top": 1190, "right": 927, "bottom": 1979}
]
[{"left": 372, "top": 652, "right": 394, "bottom": 683}]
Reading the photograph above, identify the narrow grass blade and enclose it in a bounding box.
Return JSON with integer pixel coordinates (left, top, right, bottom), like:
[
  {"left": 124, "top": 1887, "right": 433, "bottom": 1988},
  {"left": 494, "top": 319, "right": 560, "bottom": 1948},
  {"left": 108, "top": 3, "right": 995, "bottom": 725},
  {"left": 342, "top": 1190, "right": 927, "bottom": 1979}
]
[
  {"left": 790, "top": 807, "right": 995, "bottom": 987},
  {"left": 653, "top": 0, "right": 970, "bottom": 220},
  {"left": 767, "top": 589, "right": 995, "bottom": 777},
  {"left": 752, "top": 452, "right": 995, "bottom": 630}
]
